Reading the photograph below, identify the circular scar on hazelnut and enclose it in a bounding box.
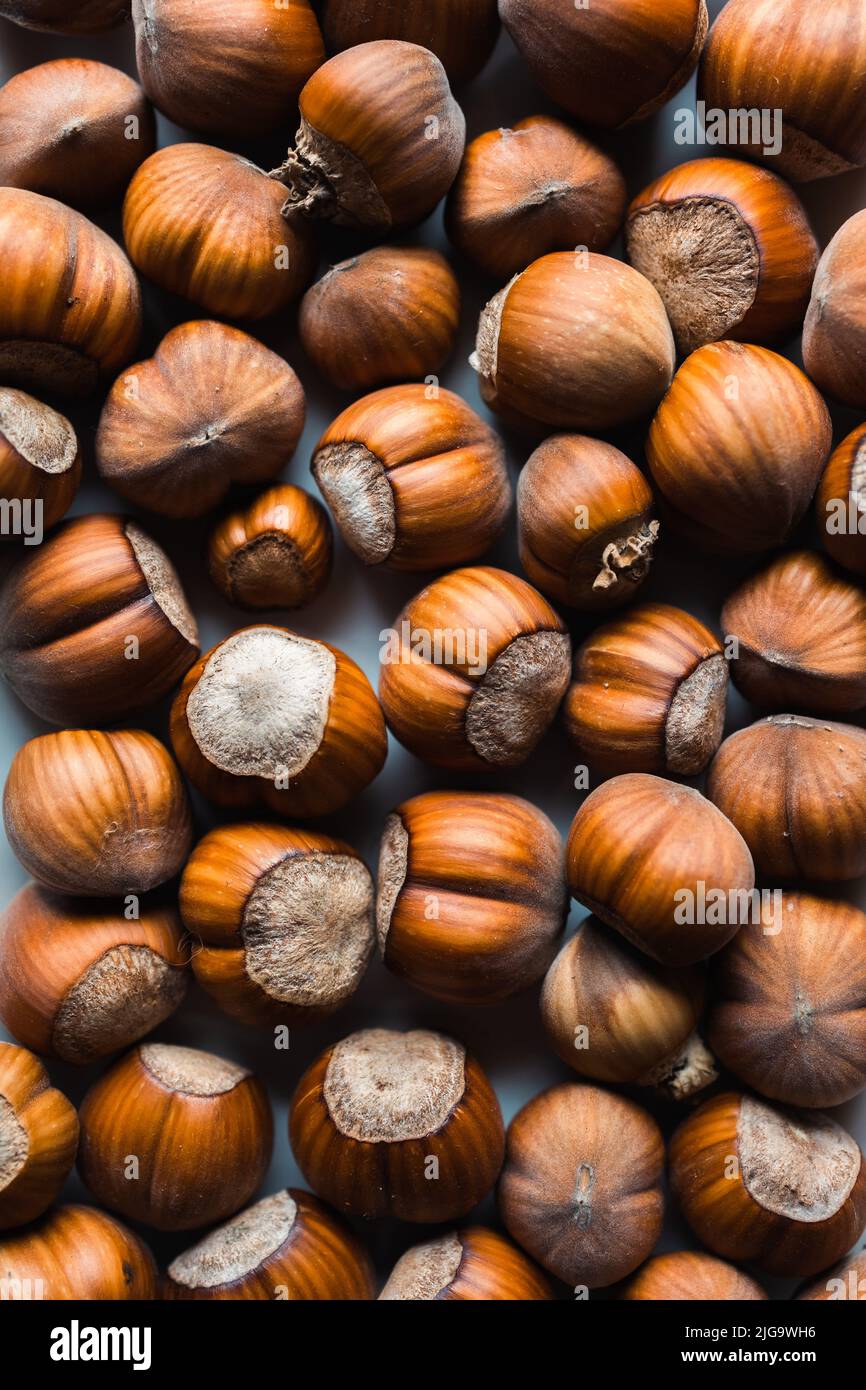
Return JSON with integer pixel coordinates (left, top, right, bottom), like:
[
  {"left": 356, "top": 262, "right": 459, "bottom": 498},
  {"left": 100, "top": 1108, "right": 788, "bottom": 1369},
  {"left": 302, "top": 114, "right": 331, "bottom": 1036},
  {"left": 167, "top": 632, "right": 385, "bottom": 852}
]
[
  {"left": 0, "top": 388, "right": 78, "bottom": 474},
  {"left": 665, "top": 653, "right": 728, "bottom": 775},
  {"left": 167, "top": 1191, "right": 297, "bottom": 1290},
  {"left": 185, "top": 628, "right": 335, "bottom": 781},
  {"left": 738, "top": 1095, "right": 861, "bottom": 1223},
  {"left": 379, "top": 1232, "right": 463, "bottom": 1301},
  {"left": 312, "top": 442, "right": 395, "bottom": 565},
  {"left": 52, "top": 944, "right": 188, "bottom": 1065},
  {"left": 125, "top": 521, "right": 199, "bottom": 647},
  {"left": 0, "top": 1095, "right": 28, "bottom": 1190},
  {"left": 375, "top": 813, "right": 408, "bottom": 950},
  {"left": 323, "top": 1029, "right": 466, "bottom": 1142},
  {"left": 140, "top": 1042, "right": 250, "bottom": 1097},
  {"left": 465, "top": 630, "right": 571, "bottom": 765}
]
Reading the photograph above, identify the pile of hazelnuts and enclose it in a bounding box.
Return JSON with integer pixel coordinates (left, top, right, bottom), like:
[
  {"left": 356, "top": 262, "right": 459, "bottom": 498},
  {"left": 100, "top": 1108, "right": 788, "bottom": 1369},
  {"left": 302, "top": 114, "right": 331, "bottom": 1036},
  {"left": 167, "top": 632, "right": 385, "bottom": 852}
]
[{"left": 0, "top": 0, "right": 866, "bottom": 1305}]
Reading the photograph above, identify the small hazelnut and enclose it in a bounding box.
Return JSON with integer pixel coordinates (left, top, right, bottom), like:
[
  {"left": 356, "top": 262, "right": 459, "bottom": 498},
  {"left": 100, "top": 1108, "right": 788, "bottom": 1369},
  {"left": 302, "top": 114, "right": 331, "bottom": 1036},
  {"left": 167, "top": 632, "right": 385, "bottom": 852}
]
[
  {"left": 0, "top": 1041, "right": 79, "bottom": 1229},
  {"left": 289, "top": 1027, "right": 505, "bottom": 1222},
  {"left": 320, "top": 0, "right": 500, "bottom": 86},
  {"left": 208, "top": 486, "right": 333, "bottom": 612},
  {"left": 78, "top": 1042, "right": 273, "bottom": 1231},
  {"left": 379, "top": 1227, "right": 553, "bottom": 1301},
  {"left": 0, "top": 885, "right": 188, "bottom": 1064},
  {"left": 620, "top": 1251, "right": 767, "bottom": 1301},
  {"left": 0, "top": 1204, "right": 157, "bottom": 1300},
  {"left": 0, "top": 387, "right": 81, "bottom": 535},
  {"left": 817, "top": 424, "right": 866, "bottom": 575},
  {"left": 797, "top": 1250, "right": 866, "bottom": 1302},
  {"left": 803, "top": 210, "right": 866, "bottom": 407},
  {"left": 311, "top": 386, "right": 510, "bottom": 572},
  {"left": 0, "top": 1, "right": 126, "bottom": 31},
  {"left": 376, "top": 790, "right": 567, "bottom": 1005}
]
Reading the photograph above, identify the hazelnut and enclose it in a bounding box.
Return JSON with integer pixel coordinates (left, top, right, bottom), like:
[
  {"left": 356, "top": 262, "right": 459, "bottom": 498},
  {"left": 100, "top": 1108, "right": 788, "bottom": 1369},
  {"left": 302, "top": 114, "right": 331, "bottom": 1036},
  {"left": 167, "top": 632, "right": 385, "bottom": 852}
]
[
  {"left": 0, "top": 187, "right": 140, "bottom": 397},
  {"left": 378, "top": 566, "right": 571, "bottom": 770},
  {"left": 706, "top": 715, "right": 866, "bottom": 881},
  {"left": 803, "top": 210, "right": 866, "bottom": 407},
  {"left": 620, "top": 1251, "right": 767, "bottom": 1301},
  {"left": 179, "top": 821, "right": 374, "bottom": 1029},
  {"left": 797, "top": 1249, "right": 866, "bottom": 1302},
  {"left": 500, "top": 0, "right": 707, "bottom": 128},
  {"left": 646, "top": 342, "right": 831, "bottom": 555},
  {"left": 208, "top": 486, "right": 333, "bottom": 612},
  {"left": 499, "top": 1082, "right": 665, "bottom": 1289},
  {"left": 670, "top": 1091, "right": 866, "bottom": 1276},
  {"left": 0, "top": 0, "right": 126, "bottom": 30},
  {"left": 540, "top": 920, "right": 716, "bottom": 1102},
  {"left": 0, "top": 387, "right": 81, "bottom": 536},
  {"left": 164, "top": 1188, "right": 374, "bottom": 1301},
  {"left": 78, "top": 1042, "right": 273, "bottom": 1231},
  {"left": 379, "top": 1227, "right": 553, "bottom": 1301},
  {"left": 123, "top": 144, "right": 316, "bottom": 320},
  {"left": 0, "top": 59, "right": 155, "bottom": 207},
  {"left": 171, "top": 625, "right": 386, "bottom": 818},
  {"left": 445, "top": 116, "right": 626, "bottom": 281},
  {"left": 722, "top": 550, "right": 866, "bottom": 713},
  {"left": 0, "top": 1042, "right": 78, "bottom": 1229},
  {"left": 472, "top": 253, "right": 675, "bottom": 433},
  {"left": 0, "top": 885, "right": 188, "bottom": 1064},
  {"left": 96, "top": 321, "right": 305, "bottom": 520},
  {"left": 566, "top": 774, "right": 755, "bottom": 967},
  {"left": 0, "top": 1204, "right": 156, "bottom": 1300},
  {"left": 817, "top": 424, "right": 866, "bottom": 575},
  {"left": 276, "top": 41, "right": 465, "bottom": 234},
  {"left": 320, "top": 0, "right": 500, "bottom": 85},
  {"left": 564, "top": 603, "right": 728, "bottom": 776},
  {"left": 3, "top": 729, "right": 192, "bottom": 897},
  {"left": 0, "top": 513, "right": 199, "bottom": 725},
  {"left": 311, "top": 386, "right": 510, "bottom": 572},
  {"left": 626, "top": 158, "right": 818, "bottom": 354},
  {"left": 376, "top": 790, "right": 567, "bottom": 1005},
  {"left": 299, "top": 247, "right": 460, "bottom": 393},
  {"left": 517, "top": 435, "right": 658, "bottom": 611},
  {"left": 289, "top": 1027, "right": 505, "bottom": 1222},
  {"left": 131, "top": 0, "right": 325, "bottom": 138}
]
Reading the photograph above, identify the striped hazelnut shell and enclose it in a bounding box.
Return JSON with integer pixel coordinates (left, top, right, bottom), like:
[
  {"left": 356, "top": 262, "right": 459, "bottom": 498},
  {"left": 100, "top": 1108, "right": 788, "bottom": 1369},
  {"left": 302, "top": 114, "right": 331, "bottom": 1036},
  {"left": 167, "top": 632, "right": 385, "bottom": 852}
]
[
  {"left": 0, "top": 388, "right": 81, "bottom": 534},
  {"left": 379, "top": 1227, "right": 553, "bottom": 1301},
  {"left": 0, "top": 1042, "right": 79, "bottom": 1229},
  {"left": 803, "top": 211, "right": 866, "bottom": 408},
  {"left": 817, "top": 423, "right": 866, "bottom": 575},
  {"left": 0, "top": 1204, "right": 157, "bottom": 1299},
  {"left": 0, "top": 2, "right": 128, "bottom": 32},
  {"left": 208, "top": 485, "right": 332, "bottom": 611},
  {"left": 621, "top": 1251, "right": 767, "bottom": 1301},
  {"left": 321, "top": 0, "right": 500, "bottom": 86}
]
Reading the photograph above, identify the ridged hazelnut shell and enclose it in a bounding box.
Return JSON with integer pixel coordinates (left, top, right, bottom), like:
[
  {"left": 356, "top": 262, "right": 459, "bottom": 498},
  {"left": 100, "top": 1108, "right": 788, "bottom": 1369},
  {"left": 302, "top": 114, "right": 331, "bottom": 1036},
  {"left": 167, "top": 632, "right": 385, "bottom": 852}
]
[
  {"left": 817, "top": 423, "right": 866, "bottom": 575},
  {"left": 379, "top": 1226, "right": 553, "bottom": 1301},
  {"left": 321, "top": 0, "right": 500, "bottom": 85},
  {"left": 803, "top": 210, "right": 866, "bottom": 408},
  {"left": 0, "top": 1, "right": 127, "bottom": 32},
  {"left": 621, "top": 1251, "right": 767, "bottom": 1301},
  {"left": 208, "top": 485, "right": 332, "bottom": 611},
  {"left": 0, "top": 387, "right": 81, "bottom": 533},
  {"left": 0, "top": 1042, "right": 79, "bottom": 1229},
  {"left": 0, "top": 1204, "right": 157, "bottom": 1299}
]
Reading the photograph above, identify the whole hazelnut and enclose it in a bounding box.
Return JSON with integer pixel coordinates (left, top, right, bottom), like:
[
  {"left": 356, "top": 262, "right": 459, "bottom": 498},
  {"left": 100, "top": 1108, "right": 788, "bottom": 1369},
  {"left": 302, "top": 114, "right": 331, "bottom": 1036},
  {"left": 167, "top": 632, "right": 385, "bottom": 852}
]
[
  {"left": 376, "top": 791, "right": 567, "bottom": 1005},
  {"left": 0, "top": 0, "right": 126, "bottom": 30},
  {"left": 0, "top": 1205, "right": 156, "bottom": 1301},
  {"left": 299, "top": 247, "right": 460, "bottom": 393},
  {"left": 78, "top": 1043, "right": 273, "bottom": 1231},
  {"left": 472, "top": 253, "right": 675, "bottom": 433},
  {"left": 378, "top": 566, "right": 571, "bottom": 770},
  {"left": 797, "top": 1250, "right": 866, "bottom": 1301},
  {"left": 320, "top": 0, "right": 500, "bottom": 85},
  {"left": 817, "top": 424, "right": 866, "bottom": 576},
  {"left": 803, "top": 211, "right": 866, "bottom": 407},
  {"left": 180, "top": 822, "right": 374, "bottom": 1029},
  {"left": 646, "top": 342, "right": 831, "bottom": 555},
  {"left": 0, "top": 387, "right": 81, "bottom": 536},
  {"left": 0, "top": 513, "right": 199, "bottom": 725},
  {"left": 564, "top": 603, "right": 728, "bottom": 776},
  {"left": 289, "top": 1027, "right": 504, "bottom": 1223},
  {"left": 0, "top": 1042, "right": 78, "bottom": 1229},
  {"left": 566, "top": 774, "right": 755, "bottom": 967},
  {"left": 626, "top": 158, "right": 818, "bottom": 354},
  {"left": 208, "top": 486, "right": 333, "bottom": 612},
  {"left": 311, "top": 386, "right": 510, "bottom": 572},
  {"left": 0, "top": 885, "right": 188, "bottom": 1064},
  {"left": 164, "top": 1189, "right": 374, "bottom": 1301},
  {"left": 379, "top": 1228, "right": 553, "bottom": 1301},
  {"left": 96, "top": 322, "right": 305, "bottom": 520},
  {"left": 670, "top": 1091, "right": 866, "bottom": 1276},
  {"left": 621, "top": 1252, "right": 767, "bottom": 1301},
  {"left": 445, "top": 116, "right": 626, "bottom": 281},
  {"left": 171, "top": 625, "right": 386, "bottom": 818},
  {"left": 499, "top": 1082, "right": 665, "bottom": 1289}
]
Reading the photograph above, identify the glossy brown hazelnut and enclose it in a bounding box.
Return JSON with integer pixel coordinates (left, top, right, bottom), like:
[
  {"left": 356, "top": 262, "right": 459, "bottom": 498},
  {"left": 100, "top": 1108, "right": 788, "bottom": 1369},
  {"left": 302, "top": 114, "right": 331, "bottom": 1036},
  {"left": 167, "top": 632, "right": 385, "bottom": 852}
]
[
  {"left": 620, "top": 1251, "right": 767, "bottom": 1301},
  {"left": 626, "top": 158, "right": 818, "bottom": 354},
  {"left": 379, "top": 1227, "right": 553, "bottom": 1301},
  {"left": 722, "top": 550, "right": 866, "bottom": 713},
  {"left": 0, "top": 513, "right": 199, "bottom": 725},
  {"left": 132, "top": 0, "right": 324, "bottom": 138},
  {"left": 299, "top": 247, "right": 460, "bottom": 392},
  {"left": 378, "top": 566, "right": 571, "bottom": 770},
  {"left": 499, "top": 1083, "right": 665, "bottom": 1289},
  {"left": 564, "top": 604, "right": 728, "bottom": 776},
  {"left": 311, "top": 386, "right": 510, "bottom": 572},
  {"left": 96, "top": 322, "right": 305, "bottom": 520},
  {"left": 446, "top": 116, "right": 626, "bottom": 281},
  {"left": 797, "top": 1249, "right": 866, "bottom": 1301},
  {"left": 276, "top": 41, "right": 465, "bottom": 234},
  {"left": 0, "top": 1, "right": 127, "bottom": 31},
  {"left": 321, "top": 0, "right": 500, "bottom": 85},
  {"left": 376, "top": 791, "right": 567, "bottom": 1005},
  {"left": 289, "top": 1027, "right": 504, "bottom": 1223},
  {"left": 803, "top": 211, "right": 866, "bottom": 407},
  {"left": 164, "top": 1189, "right": 374, "bottom": 1300},
  {"left": 0, "top": 1042, "right": 78, "bottom": 1229},
  {"left": 78, "top": 1043, "right": 273, "bottom": 1231},
  {"left": 0, "top": 1205, "right": 156, "bottom": 1301},
  {"left": 0, "top": 187, "right": 140, "bottom": 397},
  {"left": 180, "top": 821, "right": 373, "bottom": 1028},
  {"left": 208, "top": 486, "right": 332, "bottom": 611},
  {"left": 171, "top": 625, "right": 386, "bottom": 818},
  {"left": 501, "top": 0, "right": 707, "bottom": 129},
  {"left": 540, "top": 920, "right": 715, "bottom": 1101},
  {"left": 646, "top": 342, "right": 831, "bottom": 555},
  {"left": 670, "top": 1091, "right": 866, "bottom": 1277},
  {"left": 567, "top": 774, "right": 755, "bottom": 967},
  {"left": 517, "top": 435, "right": 658, "bottom": 611},
  {"left": 0, "top": 388, "right": 80, "bottom": 536},
  {"left": 817, "top": 424, "right": 866, "bottom": 575},
  {"left": 123, "top": 144, "right": 316, "bottom": 320},
  {"left": 0, "top": 885, "right": 188, "bottom": 1064},
  {"left": 706, "top": 715, "right": 866, "bottom": 881},
  {"left": 472, "top": 253, "right": 675, "bottom": 433}
]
